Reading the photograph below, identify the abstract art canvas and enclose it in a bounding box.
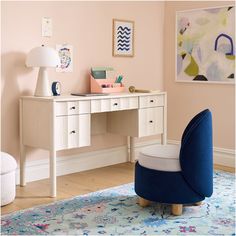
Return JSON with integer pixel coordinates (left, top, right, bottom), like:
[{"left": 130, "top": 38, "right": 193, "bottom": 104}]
[
  {"left": 176, "top": 6, "right": 235, "bottom": 83},
  {"left": 113, "top": 19, "right": 134, "bottom": 57},
  {"left": 56, "top": 44, "right": 73, "bottom": 72}
]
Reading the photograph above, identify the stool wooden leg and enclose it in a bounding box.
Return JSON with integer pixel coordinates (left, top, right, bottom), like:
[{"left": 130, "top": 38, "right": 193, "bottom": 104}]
[
  {"left": 172, "top": 204, "right": 183, "bottom": 216},
  {"left": 139, "top": 197, "right": 150, "bottom": 207},
  {"left": 194, "top": 201, "right": 202, "bottom": 206}
]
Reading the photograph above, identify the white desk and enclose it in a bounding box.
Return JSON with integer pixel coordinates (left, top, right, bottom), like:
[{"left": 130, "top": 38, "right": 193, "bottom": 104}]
[{"left": 20, "top": 92, "right": 167, "bottom": 197}]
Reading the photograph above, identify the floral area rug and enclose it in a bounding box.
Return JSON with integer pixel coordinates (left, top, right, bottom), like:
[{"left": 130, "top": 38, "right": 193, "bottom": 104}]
[{"left": 1, "top": 171, "right": 235, "bottom": 235}]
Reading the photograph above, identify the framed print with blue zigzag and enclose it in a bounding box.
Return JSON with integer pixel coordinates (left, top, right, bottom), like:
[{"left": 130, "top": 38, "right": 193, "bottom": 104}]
[{"left": 113, "top": 19, "right": 134, "bottom": 57}]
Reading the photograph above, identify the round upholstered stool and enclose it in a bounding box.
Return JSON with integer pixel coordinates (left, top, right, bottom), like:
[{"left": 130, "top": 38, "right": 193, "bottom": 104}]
[
  {"left": 1, "top": 152, "right": 17, "bottom": 206},
  {"left": 135, "top": 144, "right": 204, "bottom": 216},
  {"left": 135, "top": 110, "right": 213, "bottom": 216}
]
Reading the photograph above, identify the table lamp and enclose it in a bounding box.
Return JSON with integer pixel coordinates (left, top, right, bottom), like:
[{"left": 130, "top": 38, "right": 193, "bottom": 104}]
[{"left": 26, "top": 45, "right": 60, "bottom": 97}]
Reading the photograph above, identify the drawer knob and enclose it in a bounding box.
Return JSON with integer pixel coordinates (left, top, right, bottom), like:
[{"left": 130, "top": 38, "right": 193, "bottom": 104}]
[
  {"left": 70, "top": 130, "right": 76, "bottom": 134},
  {"left": 113, "top": 103, "right": 118, "bottom": 106},
  {"left": 149, "top": 120, "right": 153, "bottom": 123},
  {"left": 150, "top": 100, "right": 154, "bottom": 103},
  {"left": 70, "top": 106, "right": 76, "bottom": 110}
]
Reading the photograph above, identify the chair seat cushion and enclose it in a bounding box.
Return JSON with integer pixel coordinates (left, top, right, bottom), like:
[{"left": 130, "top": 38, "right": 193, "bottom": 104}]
[{"left": 139, "top": 144, "right": 181, "bottom": 172}]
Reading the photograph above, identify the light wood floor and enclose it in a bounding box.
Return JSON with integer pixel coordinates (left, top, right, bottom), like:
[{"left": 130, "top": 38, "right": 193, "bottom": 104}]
[
  {"left": 1, "top": 163, "right": 134, "bottom": 215},
  {"left": 1, "top": 163, "right": 234, "bottom": 215}
]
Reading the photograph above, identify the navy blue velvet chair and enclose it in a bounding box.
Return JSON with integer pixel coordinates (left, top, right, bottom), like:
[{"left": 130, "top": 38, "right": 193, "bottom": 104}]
[{"left": 135, "top": 109, "right": 213, "bottom": 215}]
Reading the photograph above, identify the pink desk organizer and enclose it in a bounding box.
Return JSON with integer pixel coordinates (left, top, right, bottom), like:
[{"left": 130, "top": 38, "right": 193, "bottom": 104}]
[{"left": 90, "top": 75, "right": 125, "bottom": 93}]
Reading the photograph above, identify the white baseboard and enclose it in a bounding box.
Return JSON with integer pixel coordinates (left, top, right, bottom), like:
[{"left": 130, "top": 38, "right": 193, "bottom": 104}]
[
  {"left": 16, "top": 139, "right": 235, "bottom": 184},
  {"left": 212, "top": 147, "right": 235, "bottom": 167},
  {"left": 16, "top": 146, "right": 128, "bottom": 185},
  {"left": 168, "top": 139, "right": 235, "bottom": 168}
]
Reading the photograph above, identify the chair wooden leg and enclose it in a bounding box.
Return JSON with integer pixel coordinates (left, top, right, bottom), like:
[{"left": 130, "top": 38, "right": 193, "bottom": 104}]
[
  {"left": 194, "top": 201, "right": 202, "bottom": 206},
  {"left": 139, "top": 197, "right": 150, "bottom": 207},
  {"left": 172, "top": 204, "right": 183, "bottom": 216}
]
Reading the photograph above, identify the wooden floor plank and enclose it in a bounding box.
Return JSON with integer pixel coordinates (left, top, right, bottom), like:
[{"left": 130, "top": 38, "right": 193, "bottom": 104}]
[{"left": 214, "top": 164, "right": 235, "bottom": 173}]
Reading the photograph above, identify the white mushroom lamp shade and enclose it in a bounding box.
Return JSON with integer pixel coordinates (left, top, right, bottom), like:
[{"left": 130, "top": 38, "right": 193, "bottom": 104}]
[{"left": 26, "top": 45, "right": 60, "bottom": 97}]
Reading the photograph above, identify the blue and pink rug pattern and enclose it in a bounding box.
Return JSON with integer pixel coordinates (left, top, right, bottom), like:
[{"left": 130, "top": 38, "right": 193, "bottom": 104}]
[{"left": 1, "top": 171, "right": 235, "bottom": 235}]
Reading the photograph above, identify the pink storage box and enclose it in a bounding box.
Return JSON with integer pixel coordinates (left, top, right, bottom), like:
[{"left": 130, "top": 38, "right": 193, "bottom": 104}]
[{"left": 90, "top": 75, "right": 125, "bottom": 93}]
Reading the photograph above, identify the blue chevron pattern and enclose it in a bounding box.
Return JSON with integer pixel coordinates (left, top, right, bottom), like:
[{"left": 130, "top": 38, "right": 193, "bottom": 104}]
[
  {"left": 117, "top": 35, "right": 130, "bottom": 40},
  {"left": 116, "top": 24, "right": 132, "bottom": 52},
  {"left": 117, "top": 47, "right": 130, "bottom": 51},
  {"left": 117, "top": 43, "right": 130, "bottom": 47},
  {"left": 118, "top": 39, "right": 130, "bottom": 43},
  {"left": 117, "top": 26, "right": 131, "bottom": 31},
  {"left": 117, "top": 30, "right": 131, "bottom": 35}
]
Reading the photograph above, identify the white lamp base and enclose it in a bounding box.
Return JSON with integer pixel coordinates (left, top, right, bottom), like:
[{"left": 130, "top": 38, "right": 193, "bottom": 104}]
[{"left": 34, "top": 67, "right": 52, "bottom": 97}]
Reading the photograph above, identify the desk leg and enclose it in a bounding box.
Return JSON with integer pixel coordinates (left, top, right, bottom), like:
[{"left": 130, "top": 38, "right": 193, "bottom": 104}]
[
  {"left": 127, "top": 136, "right": 130, "bottom": 162},
  {"left": 129, "top": 136, "right": 135, "bottom": 163},
  {"left": 19, "top": 99, "right": 26, "bottom": 186},
  {"left": 161, "top": 133, "right": 167, "bottom": 145},
  {"left": 50, "top": 101, "right": 56, "bottom": 198},
  {"left": 161, "top": 93, "right": 167, "bottom": 145},
  {"left": 20, "top": 144, "right": 26, "bottom": 186},
  {"left": 50, "top": 148, "right": 56, "bottom": 197}
]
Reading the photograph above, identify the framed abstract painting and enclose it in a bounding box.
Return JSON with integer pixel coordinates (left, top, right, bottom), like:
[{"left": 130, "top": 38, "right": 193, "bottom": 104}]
[
  {"left": 113, "top": 19, "right": 134, "bottom": 57},
  {"left": 176, "top": 6, "right": 235, "bottom": 84}
]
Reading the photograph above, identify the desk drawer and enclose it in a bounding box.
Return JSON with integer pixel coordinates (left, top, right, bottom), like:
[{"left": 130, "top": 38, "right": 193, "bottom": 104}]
[
  {"left": 139, "top": 95, "right": 164, "bottom": 108},
  {"left": 111, "top": 97, "right": 139, "bottom": 111},
  {"left": 91, "top": 99, "right": 111, "bottom": 113},
  {"left": 120, "top": 97, "right": 138, "bottom": 110},
  {"left": 139, "top": 107, "right": 163, "bottom": 137},
  {"left": 91, "top": 97, "right": 138, "bottom": 113},
  {"left": 55, "top": 101, "right": 90, "bottom": 116},
  {"left": 55, "top": 114, "right": 91, "bottom": 150},
  {"left": 110, "top": 98, "right": 120, "bottom": 111}
]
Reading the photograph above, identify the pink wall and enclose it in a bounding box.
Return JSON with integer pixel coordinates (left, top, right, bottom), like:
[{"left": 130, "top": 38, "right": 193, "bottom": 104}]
[
  {"left": 164, "top": 1, "right": 235, "bottom": 150},
  {"left": 2, "top": 1, "right": 235, "bottom": 165},
  {"left": 1, "top": 1, "right": 165, "bottom": 161}
]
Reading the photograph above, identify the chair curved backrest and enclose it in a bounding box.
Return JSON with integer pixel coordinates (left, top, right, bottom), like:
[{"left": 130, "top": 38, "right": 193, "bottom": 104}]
[{"left": 180, "top": 109, "right": 213, "bottom": 197}]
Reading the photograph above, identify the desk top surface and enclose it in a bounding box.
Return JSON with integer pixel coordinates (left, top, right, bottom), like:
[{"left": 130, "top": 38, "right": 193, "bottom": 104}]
[{"left": 21, "top": 92, "right": 166, "bottom": 102}]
